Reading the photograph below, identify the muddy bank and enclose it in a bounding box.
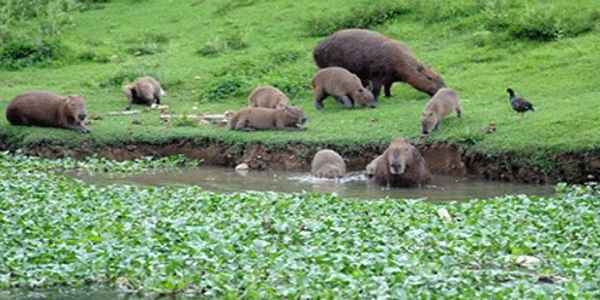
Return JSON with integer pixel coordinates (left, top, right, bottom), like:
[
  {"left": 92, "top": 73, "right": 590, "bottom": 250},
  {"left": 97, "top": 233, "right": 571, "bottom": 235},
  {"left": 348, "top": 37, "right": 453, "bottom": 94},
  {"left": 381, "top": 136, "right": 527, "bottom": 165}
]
[{"left": 1, "top": 139, "right": 598, "bottom": 184}]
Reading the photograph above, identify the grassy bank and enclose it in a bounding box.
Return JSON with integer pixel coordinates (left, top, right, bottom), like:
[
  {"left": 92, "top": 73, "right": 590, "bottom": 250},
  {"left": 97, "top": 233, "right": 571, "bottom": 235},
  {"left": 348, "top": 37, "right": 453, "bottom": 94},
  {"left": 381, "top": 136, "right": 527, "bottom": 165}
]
[
  {"left": 0, "top": 153, "right": 599, "bottom": 298},
  {"left": 0, "top": 0, "right": 599, "bottom": 156}
]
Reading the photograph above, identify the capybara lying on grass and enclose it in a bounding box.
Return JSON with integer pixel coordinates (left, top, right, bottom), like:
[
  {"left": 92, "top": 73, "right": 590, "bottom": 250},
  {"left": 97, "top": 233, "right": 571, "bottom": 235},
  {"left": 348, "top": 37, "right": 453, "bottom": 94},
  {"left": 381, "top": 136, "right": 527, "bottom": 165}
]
[
  {"left": 371, "top": 138, "right": 431, "bottom": 187},
  {"left": 313, "top": 29, "right": 445, "bottom": 99},
  {"left": 123, "top": 76, "right": 166, "bottom": 110},
  {"left": 421, "top": 88, "right": 462, "bottom": 135},
  {"left": 311, "top": 149, "right": 346, "bottom": 178},
  {"left": 6, "top": 91, "right": 89, "bottom": 133},
  {"left": 229, "top": 106, "right": 307, "bottom": 131},
  {"left": 248, "top": 85, "right": 290, "bottom": 109},
  {"left": 312, "top": 67, "right": 376, "bottom": 110}
]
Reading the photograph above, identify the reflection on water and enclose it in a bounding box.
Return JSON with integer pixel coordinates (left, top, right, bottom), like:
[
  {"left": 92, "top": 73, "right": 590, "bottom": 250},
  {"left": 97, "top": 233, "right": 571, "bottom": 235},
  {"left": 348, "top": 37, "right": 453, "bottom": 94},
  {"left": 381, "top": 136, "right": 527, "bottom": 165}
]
[{"left": 72, "top": 166, "right": 554, "bottom": 201}]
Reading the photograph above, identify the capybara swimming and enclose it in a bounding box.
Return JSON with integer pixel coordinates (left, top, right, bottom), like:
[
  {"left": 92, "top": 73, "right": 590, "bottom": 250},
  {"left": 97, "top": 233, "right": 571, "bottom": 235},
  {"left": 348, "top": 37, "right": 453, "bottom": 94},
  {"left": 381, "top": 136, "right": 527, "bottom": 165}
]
[
  {"left": 313, "top": 29, "right": 445, "bottom": 99},
  {"left": 248, "top": 85, "right": 290, "bottom": 109},
  {"left": 229, "top": 106, "right": 307, "bottom": 131},
  {"left": 312, "top": 67, "right": 376, "bottom": 110},
  {"left": 123, "top": 76, "right": 166, "bottom": 110},
  {"left": 371, "top": 138, "right": 431, "bottom": 187},
  {"left": 311, "top": 149, "right": 346, "bottom": 178},
  {"left": 421, "top": 88, "right": 462, "bottom": 135},
  {"left": 6, "top": 91, "right": 90, "bottom": 133}
]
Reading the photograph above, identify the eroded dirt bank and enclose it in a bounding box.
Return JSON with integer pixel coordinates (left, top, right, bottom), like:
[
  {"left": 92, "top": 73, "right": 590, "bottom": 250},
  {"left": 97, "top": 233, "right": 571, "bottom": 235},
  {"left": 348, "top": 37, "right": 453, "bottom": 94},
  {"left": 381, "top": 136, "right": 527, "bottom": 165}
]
[{"left": 1, "top": 139, "right": 598, "bottom": 184}]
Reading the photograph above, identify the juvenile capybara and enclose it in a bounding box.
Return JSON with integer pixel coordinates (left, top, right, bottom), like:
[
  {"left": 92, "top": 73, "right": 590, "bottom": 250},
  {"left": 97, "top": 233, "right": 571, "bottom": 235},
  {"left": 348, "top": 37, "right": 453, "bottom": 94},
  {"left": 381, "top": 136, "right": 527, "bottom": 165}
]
[
  {"left": 229, "top": 106, "right": 307, "bottom": 131},
  {"left": 6, "top": 91, "right": 90, "bottom": 133},
  {"left": 248, "top": 85, "right": 290, "bottom": 109},
  {"left": 365, "top": 155, "right": 382, "bottom": 179},
  {"left": 311, "top": 149, "right": 346, "bottom": 178},
  {"left": 123, "top": 76, "right": 166, "bottom": 110},
  {"left": 371, "top": 138, "right": 431, "bottom": 187},
  {"left": 421, "top": 88, "right": 462, "bottom": 135},
  {"left": 313, "top": 29, "right": 445, "bottom": 99},
  {"left": 312, "top": 67, "right": 376, "bottom": 110}
]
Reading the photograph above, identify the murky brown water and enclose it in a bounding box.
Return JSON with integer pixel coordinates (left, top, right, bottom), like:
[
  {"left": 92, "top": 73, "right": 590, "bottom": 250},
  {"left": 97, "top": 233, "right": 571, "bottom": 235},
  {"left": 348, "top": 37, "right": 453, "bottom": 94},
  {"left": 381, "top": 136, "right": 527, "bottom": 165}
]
[{"left": 72, "top": 166, "right": 554, "bottom": 201}]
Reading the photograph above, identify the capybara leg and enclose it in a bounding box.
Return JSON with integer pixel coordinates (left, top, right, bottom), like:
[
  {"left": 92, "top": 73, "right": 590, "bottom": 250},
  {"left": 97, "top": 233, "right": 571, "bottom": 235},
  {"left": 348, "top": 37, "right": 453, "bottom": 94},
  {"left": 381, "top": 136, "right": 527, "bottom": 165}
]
[
  {"left": 66, "top": 124, "right": 90, "bottom": 134},
  {"left": 335, "top": 96, "right": 353, "bottom": 108},
  {"left": 155, "top": 97, "right": 161, "bottom": 105},
  {"left": 372, "top": 81, "right": 382, "bottom": 101},
  {"left": 314, "top": 90, "right": 327, "bottom": 110},
  {"left": 456, "top": 106, "right": 463, "bottom": 118},
  {"left": 384, "top": 82, "right": 392, "bottom": 97}
]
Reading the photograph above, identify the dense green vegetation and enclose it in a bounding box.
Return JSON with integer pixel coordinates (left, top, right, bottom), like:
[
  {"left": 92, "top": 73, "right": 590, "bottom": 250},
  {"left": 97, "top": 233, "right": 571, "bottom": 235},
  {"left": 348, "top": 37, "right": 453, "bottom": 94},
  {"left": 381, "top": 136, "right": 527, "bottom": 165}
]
[
  {"left": 0, "top": 153, "right": 599, "bottom": 298},
  {"left": 0, "top": 0, "right": 598, "bottom": 157}
]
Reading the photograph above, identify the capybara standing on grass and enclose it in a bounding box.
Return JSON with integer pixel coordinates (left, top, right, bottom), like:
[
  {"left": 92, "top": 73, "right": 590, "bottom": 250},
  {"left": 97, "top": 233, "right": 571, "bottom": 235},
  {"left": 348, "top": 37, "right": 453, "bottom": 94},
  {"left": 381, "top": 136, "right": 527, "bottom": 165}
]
[
  {"left": 248, "top": 85, "right": 290, "bottom": 109},
  {"left": 123, "top": 76, "right": 166, "bottom": 110},
  {"left": 371, "top": 138, "right": 431, "bottom": 187},
  {"left": 312, "top": 67, "right": 376, "bottom": 110},
  {"left": 313, "top": 29, "right": 445, "bottom": 99},
  {"left": 421, "top": 88, "right": 462, "bottom": 135},
  {"left": 311, "top": 149, "right": 346, "bottom": 178},
  {"left": 229, "top": 106, "right": 307, "bottom": 131},
  {"left": 6, "top": 91, "right": 90, "bottom": 133}
]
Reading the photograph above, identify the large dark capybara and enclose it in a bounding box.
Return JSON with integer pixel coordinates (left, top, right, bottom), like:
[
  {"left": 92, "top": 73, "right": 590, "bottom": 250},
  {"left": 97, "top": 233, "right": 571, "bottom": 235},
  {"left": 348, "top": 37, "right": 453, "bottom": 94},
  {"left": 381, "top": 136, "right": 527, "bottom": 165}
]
[
  {"left": 229, "top": 106, "right": 307, "bottom": 131},
  {"left": 371, "top": 138, "right": 431, "bottom": 187},
  {"left": 311, "top": 149, "right": 346, "bottom": 178},
  {"left": 123, "top": 76, "right": 166, "bottom": 110},
  {"left": 313, "top": 29, "right": 445, "bottom": 100},
  {"left": 248, "top": 85, "right": 290, "bottom": 109},
  {"left": 421, "top": 88, "right": 462, "bottom": 135},
  {"left": 6, "top": 91, "right": 90, "bottom": 133},
  {"left": 311, "top": 67, "right": 376, "bottom": 110}
]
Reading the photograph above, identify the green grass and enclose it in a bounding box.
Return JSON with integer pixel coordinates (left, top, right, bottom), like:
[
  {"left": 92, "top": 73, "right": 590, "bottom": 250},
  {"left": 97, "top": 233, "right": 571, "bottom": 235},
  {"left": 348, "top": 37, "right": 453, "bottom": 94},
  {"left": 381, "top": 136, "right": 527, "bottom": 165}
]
[
  {"left": 0, "top": 0, "right": 599, "bottom": 157},
  {"left": 1, "top": 153, "right": 599, "bottom": 298}
]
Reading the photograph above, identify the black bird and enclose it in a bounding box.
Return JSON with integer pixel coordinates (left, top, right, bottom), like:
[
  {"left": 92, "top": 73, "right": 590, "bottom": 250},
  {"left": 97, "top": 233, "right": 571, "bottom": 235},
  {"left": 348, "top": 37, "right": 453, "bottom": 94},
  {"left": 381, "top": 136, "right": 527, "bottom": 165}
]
[{"left": 507, "top": 88, "right": 534, "bottom": 116}]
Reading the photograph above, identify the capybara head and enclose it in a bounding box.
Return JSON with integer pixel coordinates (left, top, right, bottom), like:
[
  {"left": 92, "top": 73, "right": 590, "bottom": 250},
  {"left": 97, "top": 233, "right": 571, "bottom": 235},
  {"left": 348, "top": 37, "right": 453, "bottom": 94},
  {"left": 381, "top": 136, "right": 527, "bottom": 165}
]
[
  {"left": 281, "top": 106, "right": 308, "bottom": 127},
  {"left": 385, "top": 139, "right": 417, "bottom": 175},
  {"left": 417, "top": 65, "right": 446, "bottom": 96},
  {"left": 316, "top": 164, "right": 344, "bottom": 179},
  {"left": 64, "top": 95, "right": 87, "bottom": 125},
  {"left": 421, "top": 111, "right": 438, "bottom": 135},
  {"left": 351, "top": 87, "right": 377, "bottom": 108}
]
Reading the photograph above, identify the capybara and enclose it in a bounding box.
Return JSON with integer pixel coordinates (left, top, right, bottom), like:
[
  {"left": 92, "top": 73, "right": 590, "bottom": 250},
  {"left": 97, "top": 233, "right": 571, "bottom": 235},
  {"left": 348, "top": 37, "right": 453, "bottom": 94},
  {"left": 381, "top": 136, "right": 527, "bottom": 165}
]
[
  {"left": 311, "top": 67, "right": 376, "bottom": 110},
  {"left": 313, "top": 29, "right": 445, "bottom": 99},
  {"left": 365, "top": 155, "right": 382, "bottom": 179},
  {"left": 371, "top": 138, "right": 431, "bottom": 187},
  {"left": 311, "top": 149, "right": 346, "bottom": 178},
  {"left": 229, "top": 106, "right": 307, "bottom": 131},
  {"left": 248, "top": 85, "right": 290, "bottom": 109},
  {"left": 421, "top": 88, "right": 462, "bottom": 135},
  {"left": 6, "top": 91, "right": 89, "bottom": 133},
  {"left": 123, "top": 76, "right": 166, "bottom": 110}
]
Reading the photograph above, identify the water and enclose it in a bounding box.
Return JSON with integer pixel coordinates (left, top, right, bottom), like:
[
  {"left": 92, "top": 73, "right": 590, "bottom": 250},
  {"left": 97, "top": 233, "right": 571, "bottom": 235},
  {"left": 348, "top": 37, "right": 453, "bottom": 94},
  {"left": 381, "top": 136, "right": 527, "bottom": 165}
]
[{"left": 72, "top": 166, "right": 553, "bottom": 201}]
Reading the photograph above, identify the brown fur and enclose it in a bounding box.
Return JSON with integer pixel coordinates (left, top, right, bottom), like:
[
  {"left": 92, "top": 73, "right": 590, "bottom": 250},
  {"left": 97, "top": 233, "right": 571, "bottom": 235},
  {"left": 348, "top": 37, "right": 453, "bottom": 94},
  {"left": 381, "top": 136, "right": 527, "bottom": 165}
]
[
  {"left": 6, "top": 91, "right": 89, "bottom": 133},
  {"left": 123, "top": 76, "right": 166, "bottom": 110},
  {"left": 421, "top": 88, "right": 462, "bottom": 135},
  {"left": 248, "top": 86, "right": 290, "bottom": 109},
  {"left": 371, "top": 138, "right": 431, "bottom": 187},
  {"left": 311, "top": 149, "right": 346, "bottom": 178},
  {"left": 229, "top": 106, "right": 307, "bottom": 131},
  {"left": 311, "top": 67, "right": 376, "bottom": 110},
  {"left": 313, "top": 29, "right": 445, "bottom": 99}
]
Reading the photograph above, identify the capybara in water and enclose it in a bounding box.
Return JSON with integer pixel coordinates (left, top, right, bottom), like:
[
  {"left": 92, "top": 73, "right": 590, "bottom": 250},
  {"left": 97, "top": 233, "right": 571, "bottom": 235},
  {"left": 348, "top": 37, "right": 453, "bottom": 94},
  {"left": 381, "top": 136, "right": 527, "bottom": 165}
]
[
  {"left": 421, "top": 88, "right": 462, "bottom": 135},
  {"left": 248, "top": 85, "right": 290, "bottom": 109},
  {"left": 123, "top": 76, "right": 166, "bottom": 110},
  {"left": 365, "top": 155, "right": 382, "bottom": 179},
  {"left": 229, "top": 106, "right": 307, "bottom": 131},
  {"left": 311, "top": 149, "right": 346, "bottom": 178},
  {"left": 312, "top": 67, "right": 376, "bottom": 110},
  {"left": 6, "top": 91, "right": 90, "bottom": 133},
  {"left": 313, "top": 29, "right": 445, "bottom": 99},
  {"left": 371, "top": 138, "right": 431, "bottom": 187}
]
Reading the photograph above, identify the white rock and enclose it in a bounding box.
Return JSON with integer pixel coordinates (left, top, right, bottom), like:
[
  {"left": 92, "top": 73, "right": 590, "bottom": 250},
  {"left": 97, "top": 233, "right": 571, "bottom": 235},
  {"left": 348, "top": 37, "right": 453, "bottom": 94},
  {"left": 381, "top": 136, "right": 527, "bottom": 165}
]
[
  {"left": 235, "top": 163, "right": 249, "bottom": 171},
  {"left": 437, "top": 208, "right": 452, "bottom": 222},
  {"left": 515, "top": 255, "right": 542, "bottom": 269}
]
